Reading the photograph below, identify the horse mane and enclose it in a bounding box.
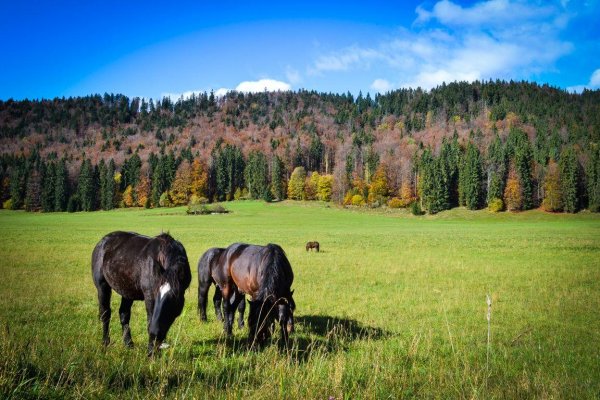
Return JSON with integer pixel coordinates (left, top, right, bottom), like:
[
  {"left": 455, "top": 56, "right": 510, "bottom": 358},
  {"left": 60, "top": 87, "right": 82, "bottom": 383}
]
[
  {"left": 257, "top": 244, "right": 294, "bottom": 303},
  {"left": 155, "top": 233, "right": 191, "bottom": 297}
]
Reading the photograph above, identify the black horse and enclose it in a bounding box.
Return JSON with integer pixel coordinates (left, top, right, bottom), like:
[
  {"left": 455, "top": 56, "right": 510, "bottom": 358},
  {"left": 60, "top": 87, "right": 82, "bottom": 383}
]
[
  {"left": 91, "top": 231, "right": 191, "bottom": 356},
  {"left": 197, "top": 247, "right": 246, "bottom": 328},
  {"left": 209, "top": 243, "right": 295, "bottom": 346}
]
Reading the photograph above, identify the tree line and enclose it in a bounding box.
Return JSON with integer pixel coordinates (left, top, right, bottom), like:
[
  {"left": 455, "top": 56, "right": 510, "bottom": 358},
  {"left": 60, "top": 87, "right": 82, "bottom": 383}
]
[{"left": 1, "top": 80, "right": 599, "bottom": 214}]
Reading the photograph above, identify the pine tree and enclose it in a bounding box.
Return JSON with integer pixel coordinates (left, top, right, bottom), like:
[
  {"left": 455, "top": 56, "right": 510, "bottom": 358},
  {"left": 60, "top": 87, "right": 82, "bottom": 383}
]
[
  {"left": 244, "top": 151, "right": 269, "bottom": 199},
  {"left": 587, "top": 145, "right": 600, "bottom": 212},
  {"left": 104, "top": 159, "right": 115, "bottom": 210},
  {"left": 25, "top": 167, "right": 42, "bottom": 211},
  {"left": 559, "top": 146, "right": 579, "bottom": 213},
  {"left": 486, "top": 133, "right": 506, "bottom": 205},
  {"left": 270, "top": 155, "right": 285, "bottom": 201},
  {"left": 41, "top": 161, "right": 55, "bottom": 212},
  {"left": 78, "top": 159, "right": 95, "bottom": 211},
  {"left": 54, "top": 159, "right": 68, "bottom": 211},
  {"left": 462, "top": 142, "right": 483, "bottom": 210}
]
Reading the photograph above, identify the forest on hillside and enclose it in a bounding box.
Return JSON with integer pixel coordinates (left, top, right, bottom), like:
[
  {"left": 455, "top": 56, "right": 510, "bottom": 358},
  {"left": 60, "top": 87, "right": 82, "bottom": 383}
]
[{"left": 0, "top": 80, "right": 599, "bottom": 214}]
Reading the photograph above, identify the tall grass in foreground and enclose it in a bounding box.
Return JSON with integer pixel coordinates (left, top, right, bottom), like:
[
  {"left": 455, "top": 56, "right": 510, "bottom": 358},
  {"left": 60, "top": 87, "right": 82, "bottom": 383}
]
[{"left": 1, "top": 202, "right": 599, "bottom": 398}]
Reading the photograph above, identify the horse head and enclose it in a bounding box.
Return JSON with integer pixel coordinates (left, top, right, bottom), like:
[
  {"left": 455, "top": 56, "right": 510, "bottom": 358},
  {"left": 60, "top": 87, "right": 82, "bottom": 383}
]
[
  {"left": 277, "top": 289, "right": 295, "bottom": 335},
  {"left": 148, "top": 236, "right": 191, "bottom": 355}
]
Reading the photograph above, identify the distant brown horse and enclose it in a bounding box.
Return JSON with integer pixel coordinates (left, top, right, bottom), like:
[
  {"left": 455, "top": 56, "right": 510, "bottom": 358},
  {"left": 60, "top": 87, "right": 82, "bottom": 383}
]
[
  {"left": 306, "top": 241, "right": 320, "bottom": 252},
  {"left": 208, "top": 243, "right": 295, "bottom": 346},
  {"left": 91, "top": 232, "right": 191, "bottom": 356}
]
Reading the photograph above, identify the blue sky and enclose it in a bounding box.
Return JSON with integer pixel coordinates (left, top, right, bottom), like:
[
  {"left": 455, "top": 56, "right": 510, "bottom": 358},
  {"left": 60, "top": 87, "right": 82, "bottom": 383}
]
[{"left": 1, "top": 0, "right": 599, "bottom": 100}]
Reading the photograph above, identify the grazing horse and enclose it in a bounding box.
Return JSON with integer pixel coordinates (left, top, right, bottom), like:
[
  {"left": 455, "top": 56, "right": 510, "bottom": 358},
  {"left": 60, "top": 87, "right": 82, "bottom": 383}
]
[
  {"left": 305, "top": 241, "right": 320, "bottom": 252},
  {"left": 91, "top": 231, "right": 191, "bottom": 356},
  {"left": 197, "top": 247, "right": 246, "bottom": 328},
  {"left": 211, "top": 243, "right": 295, "bottom": 346}
]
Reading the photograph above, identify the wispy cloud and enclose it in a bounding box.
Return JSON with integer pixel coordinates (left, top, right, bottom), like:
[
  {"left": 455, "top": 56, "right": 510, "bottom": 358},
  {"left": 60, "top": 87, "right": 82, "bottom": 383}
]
[
  {"left": 567, "top": 68, "right": 600, "bottom": 93},
  {"left": 308, "top": 0, "right": 573, "bottom": 90},
  {"left": 371, "top": 79, "right": 393, "bottom": 93}
]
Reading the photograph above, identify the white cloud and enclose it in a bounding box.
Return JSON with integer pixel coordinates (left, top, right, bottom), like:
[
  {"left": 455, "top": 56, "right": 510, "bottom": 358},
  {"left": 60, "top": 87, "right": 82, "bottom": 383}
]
[
  {"left": 415, "top": 0, "right": 554, "bottom": 28},
  {"left": 214, "top": 88, "right": 230, "bottom": 97},
  {"left": 590, "top": 69, "right": 600, "bottom": 87},
  {"left": 235, "top": 79, "right": 291, "bottom": 93},
  {"left": 371, "top": 79, "right": 393, "bottom": 93},
  {"left": 567, "top": 68, "right": 600, "bottom": 92},
  {"left": 309, "top": 0, "right": 572, "bottom": 90}
]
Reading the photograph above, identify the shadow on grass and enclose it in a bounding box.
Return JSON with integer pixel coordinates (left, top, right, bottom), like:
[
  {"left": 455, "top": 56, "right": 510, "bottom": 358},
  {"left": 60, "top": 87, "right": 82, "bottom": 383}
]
[{"left": 189, "top": 314, "right": 389, "bottom": 363}]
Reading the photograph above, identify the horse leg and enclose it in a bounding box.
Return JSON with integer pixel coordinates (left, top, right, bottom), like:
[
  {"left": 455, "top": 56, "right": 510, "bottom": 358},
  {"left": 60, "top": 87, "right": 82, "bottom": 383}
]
[
  {"left": 237, "top": 296, "right": 246, "bottom": 329},
  {"left": 144, "top": 299, "right": 158, "bottom": 356},
  {"left": 222, "top": 294, "right": 235, "bottom": 336},
  {"left": 213, "top": 286, "right": 224, "bottom": 322},
  {"left": 119, "top": 297, "right": 134, "bottom": 348},
  {"left": 198, "top": 279, "right": 211, "bottom": 321},
  {"left": 96, "top": 281, "right": 112, "bottom": 346}
]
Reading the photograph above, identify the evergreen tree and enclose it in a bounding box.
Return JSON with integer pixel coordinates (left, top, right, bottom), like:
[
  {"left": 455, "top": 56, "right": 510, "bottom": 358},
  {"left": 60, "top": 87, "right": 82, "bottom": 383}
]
[
  {"left": 41, "top": 161, "right": 55, "bottom": 212},
  {"left": 559, "top": 146, "right": 579, "bottom": 213},
  {"left": 25, "top": 167, "right": 42, "bottom": 211},
  {"left": 486, "top": 133, "right": 506, "bottom": 205},
  {"left": 54, "top": 159, "right": 68, "bottom": 211},
  {"left": 104, "top": 159, "right": 115, "bottom": 210},
  {"left": 78, "top": 159, "right": 95, "bottom": 211},
  {"left": 98, "top": 159, "right": 107, "bottom": 209},
  {"left": 506, "top": 128, "right": 533, "bottom": 209},
  {"left": 244, "top": 151, "right": 269, "bottom": 199},
  {"left": 270, "top": 155, "right": 285, "bottom": 201},
  {"left": 308, "top": 134, "right": 324, "bottom": 171},
  {"left": 9, "top": 162, "right": 26, "bottom": 209},
  {"left": 587, "top": 145, "right": 600, "bottom": 212},
  {"left": 462, "top": 143, "right": 483, "bottom": 210},
  {"left": 151, "top": 156, "right": 169, "bottom": 206}
]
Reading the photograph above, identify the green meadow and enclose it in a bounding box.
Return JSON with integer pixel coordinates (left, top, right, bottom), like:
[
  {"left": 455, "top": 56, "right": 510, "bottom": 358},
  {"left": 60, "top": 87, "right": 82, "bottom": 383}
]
[{"left": 1, "top": 201, "right": 599, "bottom": 399}]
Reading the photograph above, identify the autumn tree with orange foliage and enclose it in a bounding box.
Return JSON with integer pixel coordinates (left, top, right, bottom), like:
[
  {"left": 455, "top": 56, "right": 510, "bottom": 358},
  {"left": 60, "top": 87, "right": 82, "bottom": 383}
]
[
  {"left": 136, "top": 172, "right": 151, "bottom": 207},
  {"left": 190, "top": 159, "right": 208, "bottom": 199},
  {"left": 368, "top": 165, "right": 389, "bottom": 204},
  {"left": 504, "top": 162, "right": 523, "bottom": 211},
  {"left": 122, "top": 185, "right": 135, "bottom": 207}
]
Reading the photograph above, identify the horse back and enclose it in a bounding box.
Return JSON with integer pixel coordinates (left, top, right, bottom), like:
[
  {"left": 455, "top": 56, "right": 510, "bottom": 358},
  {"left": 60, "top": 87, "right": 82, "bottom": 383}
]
[
  {"left": 225, "top": 243, "right": 262, "bottom": 299},
  {"left": 92, "top": 231, "right": 157, "bottom": 300}
]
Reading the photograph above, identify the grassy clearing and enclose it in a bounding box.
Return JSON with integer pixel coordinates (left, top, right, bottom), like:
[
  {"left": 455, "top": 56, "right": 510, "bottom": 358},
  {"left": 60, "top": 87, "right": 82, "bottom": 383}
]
[{"left": 1, "top": 201, "right": 599, "bottom": 399}]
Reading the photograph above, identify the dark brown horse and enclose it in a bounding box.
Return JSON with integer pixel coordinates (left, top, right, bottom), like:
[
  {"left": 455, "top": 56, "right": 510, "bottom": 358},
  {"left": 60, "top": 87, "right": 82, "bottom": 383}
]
[
  {"left": 210, "top": 243, "right": 295, "bottom": 346},
  {"left": 306, "top": 241, "right": 320, "bottom": 252},
  {"left": 197, "top": 247, "right": 246, "bottom": 328},
  {"left": 91, "top": 232, "right": 191, "bottom": 356}
]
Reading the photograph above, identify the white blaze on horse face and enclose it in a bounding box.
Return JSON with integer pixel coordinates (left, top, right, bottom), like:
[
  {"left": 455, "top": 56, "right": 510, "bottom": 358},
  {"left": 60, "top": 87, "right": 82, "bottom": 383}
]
[{"left": 159, "top": 283, "right": 171, "bottom": 300}]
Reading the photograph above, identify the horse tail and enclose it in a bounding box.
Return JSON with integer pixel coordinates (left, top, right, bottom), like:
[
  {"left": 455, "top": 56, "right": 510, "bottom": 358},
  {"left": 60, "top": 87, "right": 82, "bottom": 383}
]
[{"left": 257, "top": 244, "right": 294, "bottom": 303}]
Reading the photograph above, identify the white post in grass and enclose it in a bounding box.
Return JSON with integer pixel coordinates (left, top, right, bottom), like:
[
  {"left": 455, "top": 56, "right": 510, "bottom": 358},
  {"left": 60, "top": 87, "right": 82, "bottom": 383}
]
[{"left": 486, "top": 294, "right": 492, "bottom": 369}]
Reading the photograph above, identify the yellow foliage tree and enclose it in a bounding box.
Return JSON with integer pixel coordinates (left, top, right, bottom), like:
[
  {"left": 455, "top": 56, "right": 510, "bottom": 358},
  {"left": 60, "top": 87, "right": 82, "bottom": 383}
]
[
  {"left": 368, "top": 165, "right": 389, "bottom": 204},
  {"left": 504, "top": 163, "right": 523, "bottom": 211},
  {"left": 542, "top": 159, "right": 563, "bottom": 212},
  {"left": 170, "top": 162, "right": 193, "bottom": 206},
  {"left": 317, "top": 174, "right": 333, "bottom": 202},
  {"left": 304, "top": 172, "right": 320, "bottom": 200},
  {"left": 399, "top": 179, "right": 414, "bottom": 207},
  {"left": 122, "top": 185, "right": 134, "bottom": 207},
  {"left": 287, "top": 167, "right": 306, "bottom": 200},
  {"left": 136, "top": 173, "right": 150, "bottom": 207},
  {"left": 190, "top": 159, "right": 208, "bottom": 198}
]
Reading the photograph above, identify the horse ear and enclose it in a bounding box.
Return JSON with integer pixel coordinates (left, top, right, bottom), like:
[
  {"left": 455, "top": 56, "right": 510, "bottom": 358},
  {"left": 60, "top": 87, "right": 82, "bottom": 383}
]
[{"left": 290, "top": 289, "right": 294, "bottom": 296}]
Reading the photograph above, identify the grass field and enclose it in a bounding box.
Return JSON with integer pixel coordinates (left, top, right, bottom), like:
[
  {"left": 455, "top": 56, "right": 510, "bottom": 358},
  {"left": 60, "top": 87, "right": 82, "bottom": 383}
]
[{"left": 1, "top": 201, "right": 599, "bottom": 399}]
